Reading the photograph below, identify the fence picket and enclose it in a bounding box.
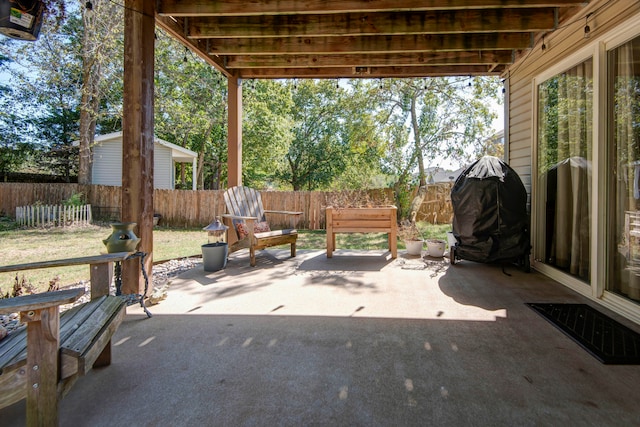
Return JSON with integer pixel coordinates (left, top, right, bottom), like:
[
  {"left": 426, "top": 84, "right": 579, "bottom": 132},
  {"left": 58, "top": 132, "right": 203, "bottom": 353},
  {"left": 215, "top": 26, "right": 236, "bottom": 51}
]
[{"left": 13, "top": 203, "right": 92, "bottom": 228}]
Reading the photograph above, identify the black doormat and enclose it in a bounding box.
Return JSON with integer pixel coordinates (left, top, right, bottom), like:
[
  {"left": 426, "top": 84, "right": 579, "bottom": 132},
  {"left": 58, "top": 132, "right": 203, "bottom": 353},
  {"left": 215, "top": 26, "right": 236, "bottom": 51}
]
[{"left": 526, "top": 303, "right": 640, "bottom": 364}]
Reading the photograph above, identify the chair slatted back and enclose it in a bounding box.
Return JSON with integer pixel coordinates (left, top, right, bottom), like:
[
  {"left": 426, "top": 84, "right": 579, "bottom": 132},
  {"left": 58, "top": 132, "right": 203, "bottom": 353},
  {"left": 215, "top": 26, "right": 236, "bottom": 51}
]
[{"left": 224, "top": 186, "right": 266, "bottom": 223}]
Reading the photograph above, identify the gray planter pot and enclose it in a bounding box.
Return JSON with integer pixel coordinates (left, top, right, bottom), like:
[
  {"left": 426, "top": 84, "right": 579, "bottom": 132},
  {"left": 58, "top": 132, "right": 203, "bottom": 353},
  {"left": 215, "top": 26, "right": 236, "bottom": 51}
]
[{"left": 202, "top": 243, "right": 228, "bottom": 271}]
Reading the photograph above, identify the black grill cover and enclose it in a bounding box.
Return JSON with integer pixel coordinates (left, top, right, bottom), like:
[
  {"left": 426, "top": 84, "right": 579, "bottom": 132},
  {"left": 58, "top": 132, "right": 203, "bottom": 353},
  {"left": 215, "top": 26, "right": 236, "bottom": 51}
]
[{"left": 451, "top": 156, "right": 530, "bottom": 263}]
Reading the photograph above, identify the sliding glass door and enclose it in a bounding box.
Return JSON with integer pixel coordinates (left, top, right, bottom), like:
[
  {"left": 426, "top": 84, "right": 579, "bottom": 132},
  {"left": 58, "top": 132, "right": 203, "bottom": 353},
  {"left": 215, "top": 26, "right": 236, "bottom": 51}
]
[
  {"left": 535, "top": 59, "right": 593, "bottom": 283},
  {"left": 607, "top": 35, "right": 640, "bottom": 303}
]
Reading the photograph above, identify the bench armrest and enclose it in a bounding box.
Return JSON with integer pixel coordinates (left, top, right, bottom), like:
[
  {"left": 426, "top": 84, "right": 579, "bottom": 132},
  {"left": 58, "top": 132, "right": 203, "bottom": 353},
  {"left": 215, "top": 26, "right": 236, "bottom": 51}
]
[
  {"left": 0, "top": 252, "right": 131, "bottom": 273},
  {"left": 0, "top": 288, "right": 84, "bottom": 314}
]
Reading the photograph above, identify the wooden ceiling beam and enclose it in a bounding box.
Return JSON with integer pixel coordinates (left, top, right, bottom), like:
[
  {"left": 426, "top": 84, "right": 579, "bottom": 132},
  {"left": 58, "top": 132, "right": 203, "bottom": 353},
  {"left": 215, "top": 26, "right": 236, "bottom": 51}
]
[
  {"left": 207, "top": 33, "right": 533, "bottom": 55},
  {"left": 224, "top": 51, "right": 514, "bottom": 68},
  {"left": 158, "top": 0, "right": 587, "bottom": 16},
  {"left": 238, "top": 65, "right": 505, "bottom": 79},
  {"left": 188, "top": 9, "right": 556, "bottom": 38},
  {"left": 155, "top": 15, "right": 232, "bottom": 77}
]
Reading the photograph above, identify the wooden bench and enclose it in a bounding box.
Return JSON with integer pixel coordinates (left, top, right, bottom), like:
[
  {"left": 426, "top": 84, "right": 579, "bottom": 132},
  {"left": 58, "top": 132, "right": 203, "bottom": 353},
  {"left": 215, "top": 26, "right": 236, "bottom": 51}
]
[
  {"left": 223, "top": 186, "right": 302, "bottom": 266},
  {"left": 325, "top": 206, "right": 398, "bottom": 258},
  {"left": 0, "top": 252, "right": 130, "bottom": 426}
]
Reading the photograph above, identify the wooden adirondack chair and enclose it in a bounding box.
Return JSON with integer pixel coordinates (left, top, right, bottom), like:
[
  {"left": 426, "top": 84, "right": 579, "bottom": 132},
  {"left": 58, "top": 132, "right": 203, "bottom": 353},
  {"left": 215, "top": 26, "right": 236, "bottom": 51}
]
[{"left": 222, "top": 186, "right": 302, "bottom": 266}]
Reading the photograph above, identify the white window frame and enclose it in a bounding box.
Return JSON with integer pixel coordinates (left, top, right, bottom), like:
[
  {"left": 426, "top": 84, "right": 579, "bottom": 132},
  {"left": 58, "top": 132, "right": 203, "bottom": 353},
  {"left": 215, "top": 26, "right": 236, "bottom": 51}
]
[
  {"left": 531, "top": 45, "right": 598, "bottom": 299},
  {"left": 530, "top": 11, "right": 640, "bottom": 325}
]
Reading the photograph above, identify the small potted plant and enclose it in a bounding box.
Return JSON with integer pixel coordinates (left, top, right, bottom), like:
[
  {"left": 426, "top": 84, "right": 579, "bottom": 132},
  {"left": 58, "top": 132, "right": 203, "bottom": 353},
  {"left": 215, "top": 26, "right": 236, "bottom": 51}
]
[
  {"left": 399, "top": 221, "right": 423, "bottom": 256},
  {"left": 426, "top": 238, "right": 446, "bottom": 257}
]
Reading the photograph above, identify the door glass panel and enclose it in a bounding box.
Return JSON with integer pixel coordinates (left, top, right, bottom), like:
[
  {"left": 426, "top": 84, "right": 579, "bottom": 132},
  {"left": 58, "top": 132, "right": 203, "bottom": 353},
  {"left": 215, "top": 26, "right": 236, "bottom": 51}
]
[
  {"left": 608, "top": 35, "right": 640, "bottom": 302},
  {"left": 535, "top": 59, "right": 593, "bottom": 283}
]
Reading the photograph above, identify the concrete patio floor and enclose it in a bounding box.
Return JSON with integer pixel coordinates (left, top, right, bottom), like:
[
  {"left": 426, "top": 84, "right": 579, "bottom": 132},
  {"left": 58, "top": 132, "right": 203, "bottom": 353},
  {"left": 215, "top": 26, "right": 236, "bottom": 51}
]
[{"left": 3, "top": 249, "right": 640, "bottom": 426}]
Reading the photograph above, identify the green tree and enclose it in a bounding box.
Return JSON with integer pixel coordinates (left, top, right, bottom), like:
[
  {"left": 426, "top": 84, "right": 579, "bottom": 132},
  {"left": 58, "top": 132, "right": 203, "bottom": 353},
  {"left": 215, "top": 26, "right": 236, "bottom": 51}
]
[
  {"left": 242, "top": 79, "right": 293, "bottom": 188},
  {"left": 279, "top": 79, "right": 347, "bottom": 191},
  {"left": 375, "top": 77, "right": 501, "bottom": 219},
  {"left": 0, "top": 56, "right": 32, "bottom": 178},
  {"left": 77, "top": 0, "right": 124, "bottom": 183},
  {"left": 154, "top": 31, "right": 227, "bottom": 189},
  {"left": 0, "top": 0, "right": 123, "bottom": 182}
]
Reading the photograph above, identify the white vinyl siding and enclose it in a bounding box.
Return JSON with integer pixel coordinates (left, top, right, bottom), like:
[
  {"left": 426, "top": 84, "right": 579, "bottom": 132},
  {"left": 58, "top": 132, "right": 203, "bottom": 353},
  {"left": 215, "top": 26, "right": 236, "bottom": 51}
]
[
  {"left": 89, "top": 134, "right": 194, "bottom": 190},
  {"left": 92, "top": 140, "right": 122, "bottom": 186},
  {"left": 153, "top": 145, "right": 173, "bottom": 190}
]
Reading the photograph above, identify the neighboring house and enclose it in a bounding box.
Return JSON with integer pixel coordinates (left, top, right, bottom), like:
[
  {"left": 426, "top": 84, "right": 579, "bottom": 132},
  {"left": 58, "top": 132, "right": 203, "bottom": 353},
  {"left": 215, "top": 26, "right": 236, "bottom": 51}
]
[
  {"left": 87, "top": 132, "right": 197, "bottom": 190},
  {"left": 425, "top": 167, "right": 464, "bottom": 184},
  {"left": 506, "top": 0, "right": 640, "bottom": 323}
]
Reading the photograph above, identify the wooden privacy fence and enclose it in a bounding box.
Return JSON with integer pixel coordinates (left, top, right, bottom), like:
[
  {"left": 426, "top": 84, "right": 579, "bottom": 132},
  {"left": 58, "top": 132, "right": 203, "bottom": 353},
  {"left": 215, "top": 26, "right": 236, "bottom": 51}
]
[
  {"left": 0, "top": 183, "right": 454, "bottom": 229},
  {"left": 15, "top": 204, "right": 92, "bottom": 228}
]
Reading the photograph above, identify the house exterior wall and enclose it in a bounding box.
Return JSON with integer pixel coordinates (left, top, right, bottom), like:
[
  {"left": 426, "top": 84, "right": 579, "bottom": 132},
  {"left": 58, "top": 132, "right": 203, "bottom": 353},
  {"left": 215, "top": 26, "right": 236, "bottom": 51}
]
[
  {"left": 92, "top": 140, "right": 122, "bottom": 187},
  {"left": 508, "top": 0, "right": 640, "bottom": 191},
  {"left": 507, "top": 0, "right": 640, "bottom": 324},
  {"left": 154, "top": 144, "right": 173, "bottom": 190},
  {"left": 91, "top": 138, "right": 174, "bottom": 189}
]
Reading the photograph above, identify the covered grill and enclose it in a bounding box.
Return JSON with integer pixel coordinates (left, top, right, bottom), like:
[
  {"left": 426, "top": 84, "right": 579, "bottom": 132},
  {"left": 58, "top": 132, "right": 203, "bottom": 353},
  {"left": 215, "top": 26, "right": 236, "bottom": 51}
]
[{"left": 450, "top": 156, "right": 530, "bottom": 271}]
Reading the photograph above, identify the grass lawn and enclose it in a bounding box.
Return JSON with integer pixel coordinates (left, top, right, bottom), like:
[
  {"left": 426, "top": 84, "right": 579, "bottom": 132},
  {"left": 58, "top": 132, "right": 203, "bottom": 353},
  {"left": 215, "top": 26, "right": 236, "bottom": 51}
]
[{"left": 0, "top": 218, "right": 450, "bottom": 295}]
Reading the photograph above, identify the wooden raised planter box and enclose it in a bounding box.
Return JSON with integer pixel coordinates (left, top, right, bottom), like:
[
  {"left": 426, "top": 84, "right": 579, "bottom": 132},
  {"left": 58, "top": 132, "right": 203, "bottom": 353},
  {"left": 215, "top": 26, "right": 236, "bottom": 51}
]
[{"left": 325, "top": 206, "right": 398, "bottom": 258}]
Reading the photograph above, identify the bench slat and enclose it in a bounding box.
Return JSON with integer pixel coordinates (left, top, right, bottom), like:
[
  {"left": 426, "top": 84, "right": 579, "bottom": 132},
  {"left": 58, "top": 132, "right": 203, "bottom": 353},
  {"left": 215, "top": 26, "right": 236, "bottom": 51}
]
[
  {"left": 75, "top": 302, "right": 125, "bottom": 375},
  {"left": 61, "top": 296, "right": 125, "bottom": 358},
  {"left": 0, "top": 326, "right": 27, "bottom": 375}
]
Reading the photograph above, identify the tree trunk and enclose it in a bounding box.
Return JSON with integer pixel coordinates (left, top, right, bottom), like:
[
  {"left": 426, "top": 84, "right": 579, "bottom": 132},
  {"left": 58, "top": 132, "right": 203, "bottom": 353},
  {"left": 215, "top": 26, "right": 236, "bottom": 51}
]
[
  {"left": 409, "top": 185, "right": 428, "bottom": 224},
  {"left": 410, "top": 95, "right": 427, "bottom": 187}
]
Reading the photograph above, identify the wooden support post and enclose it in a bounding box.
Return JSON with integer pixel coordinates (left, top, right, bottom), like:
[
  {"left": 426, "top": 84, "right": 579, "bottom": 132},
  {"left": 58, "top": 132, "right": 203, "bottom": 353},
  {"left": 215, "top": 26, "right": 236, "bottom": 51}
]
[
  {"left": 121, "top": 0, "right": 155, "bottom": 295},
  {"left": 23, "top": 307, "right": 60, "bottom": 427},
  {"left": 228, "top": 76, "right": 243, "bottom": 187}
]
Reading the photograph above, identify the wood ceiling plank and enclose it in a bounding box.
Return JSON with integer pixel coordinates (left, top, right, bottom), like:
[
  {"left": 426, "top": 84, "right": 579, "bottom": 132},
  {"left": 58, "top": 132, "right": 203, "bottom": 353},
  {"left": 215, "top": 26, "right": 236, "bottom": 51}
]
[
  {"left": 239, "top": 65, "right": 504, "bottom": 78},
  {"left": 207, "top": 33, "right": 533, "bottom": 55},
  {"left": 158, "top": 0, "right": 586, "bottom": 16},
  {"left": 188, "top": 9, "right": 556, "bottom": 38},
  {"left": 224, "top": 51, "right": 514, "bottom": 68}
]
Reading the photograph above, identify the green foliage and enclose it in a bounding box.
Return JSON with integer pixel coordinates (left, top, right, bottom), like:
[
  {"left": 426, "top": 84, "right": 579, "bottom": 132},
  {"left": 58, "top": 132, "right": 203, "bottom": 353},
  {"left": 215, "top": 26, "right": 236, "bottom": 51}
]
[
  {"left": 369, "top": 77, "right": 501, "bottom": 218},
  {"left": 154, "top": 30, "right": 227, "bottom": 189},
  {"left": 62, "top": 192, "right": 86, "bottom": 206},
  {"left": 242, "top": 79, "right": 293, "bottom": 188},
  {"left": 0, "top": 216, "right": 18, "bottom": 232},
  {"left": 0, "top": 6, "right": 503, "bottom": 200}
]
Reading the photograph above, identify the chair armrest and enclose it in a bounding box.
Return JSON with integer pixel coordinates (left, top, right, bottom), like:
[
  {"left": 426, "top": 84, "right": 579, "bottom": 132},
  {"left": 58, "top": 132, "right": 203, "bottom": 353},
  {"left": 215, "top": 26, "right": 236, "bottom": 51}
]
[
  {"left": 221, "top": 213, "right": 259, "bottom": 221},
  {"left": 264, "top": 210, "right": 303, "bottom": 216},
  {"left": 0, "top": 288, "right": 84, "bottom": 314}
]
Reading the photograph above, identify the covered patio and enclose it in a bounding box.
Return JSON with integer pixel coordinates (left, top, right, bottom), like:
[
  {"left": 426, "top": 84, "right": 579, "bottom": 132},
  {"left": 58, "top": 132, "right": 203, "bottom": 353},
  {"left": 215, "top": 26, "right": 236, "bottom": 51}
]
[{"left": 4, "top": 250, "right": 640, "bottom": 425}]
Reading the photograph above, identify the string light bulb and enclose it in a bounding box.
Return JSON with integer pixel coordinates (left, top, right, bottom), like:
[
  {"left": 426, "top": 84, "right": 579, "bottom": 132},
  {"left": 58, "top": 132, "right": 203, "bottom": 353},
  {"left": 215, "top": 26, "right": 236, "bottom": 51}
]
[
  {"left": 584, "top": 14, "right": 592, "bottom": 39},
  {"left": 541, "top": 35, "right": 546, "bottom": 52},
  {"left": 183, "top": 47, "right": 188, "bottom": 63},
  {"left": 85, "top": 1, "right": 93, "bottom": 11}
]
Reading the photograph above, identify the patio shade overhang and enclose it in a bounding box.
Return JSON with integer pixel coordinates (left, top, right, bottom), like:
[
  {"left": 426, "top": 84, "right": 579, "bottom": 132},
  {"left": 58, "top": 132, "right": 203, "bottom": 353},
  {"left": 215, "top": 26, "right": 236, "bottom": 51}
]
[{"left": 154, "top": 0, "right": 590, "bottom": 80}]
